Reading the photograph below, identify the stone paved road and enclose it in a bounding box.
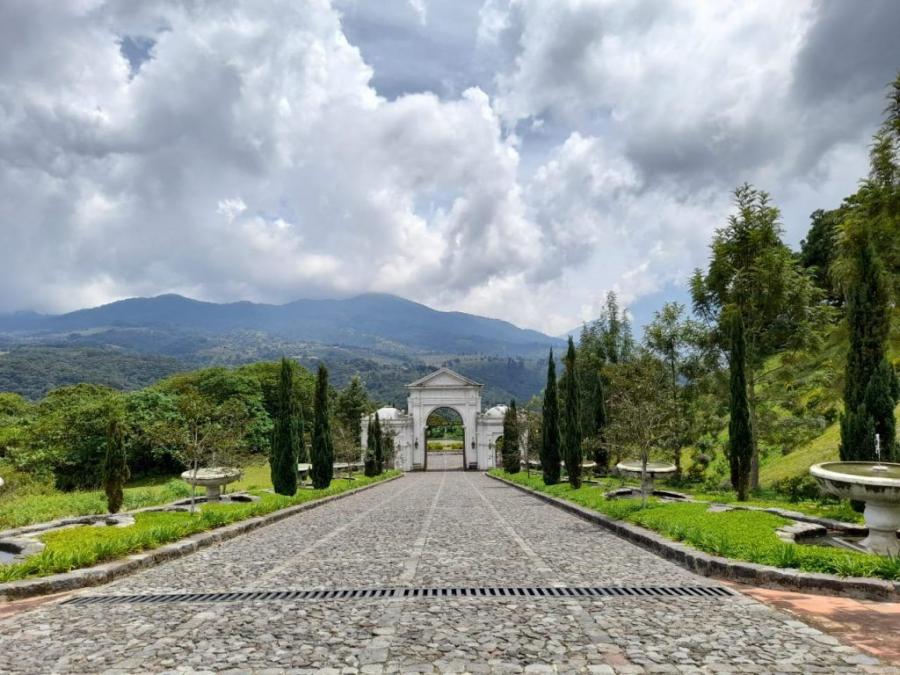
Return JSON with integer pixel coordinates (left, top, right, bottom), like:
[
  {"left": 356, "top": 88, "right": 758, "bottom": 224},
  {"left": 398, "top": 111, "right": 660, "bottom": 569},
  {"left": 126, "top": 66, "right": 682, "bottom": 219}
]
[
  {"left": 426, "top": 452, "right": 465, "bottom": 471},
  {"left": 0, "top": 472, "right": 895, "bottom": 674}
]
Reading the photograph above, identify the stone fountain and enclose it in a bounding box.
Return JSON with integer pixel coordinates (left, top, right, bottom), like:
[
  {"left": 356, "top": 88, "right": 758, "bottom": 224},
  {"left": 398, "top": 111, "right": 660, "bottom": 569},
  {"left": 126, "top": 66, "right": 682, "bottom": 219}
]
[
  {"left": 810, "top": 437, "right": 900, "bottom": 555},
  {"left": 615, "top": 460, "right": 679, "bottom": 501},
  {"left": 180, "top": 467, "right": 242, "bottom": 501},
  {"left": 810, "top": 459, "right": 900, "bottom": 556}
]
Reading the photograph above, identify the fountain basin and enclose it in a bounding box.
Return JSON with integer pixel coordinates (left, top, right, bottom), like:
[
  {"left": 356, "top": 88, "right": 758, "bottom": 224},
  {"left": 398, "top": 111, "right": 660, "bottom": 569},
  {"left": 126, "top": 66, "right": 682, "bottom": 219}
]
[
  {"left": 180, "top": 467, "right": 242, "bottom": 501},
  {"left": 0, "top": 537, "right": 45, "bottom": 564},
  {"left": 810, "top": 461, "right": 900, "bottom": 556},
  {"left": 616, "top": 461, "right": 677, "bottom": 496}
]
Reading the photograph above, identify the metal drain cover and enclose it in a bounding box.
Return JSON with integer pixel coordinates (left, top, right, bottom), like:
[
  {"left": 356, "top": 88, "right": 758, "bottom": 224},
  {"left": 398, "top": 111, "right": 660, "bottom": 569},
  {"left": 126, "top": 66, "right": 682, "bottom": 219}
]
[{"left": 63, "top": 585, "right": 734, "bottom": 606}]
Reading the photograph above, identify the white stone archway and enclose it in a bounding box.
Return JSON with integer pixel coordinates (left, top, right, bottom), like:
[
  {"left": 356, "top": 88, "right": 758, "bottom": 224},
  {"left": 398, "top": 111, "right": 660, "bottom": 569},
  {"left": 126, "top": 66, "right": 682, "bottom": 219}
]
[{"left": 360, "top": 367, "right": 508, "bottom": 471}]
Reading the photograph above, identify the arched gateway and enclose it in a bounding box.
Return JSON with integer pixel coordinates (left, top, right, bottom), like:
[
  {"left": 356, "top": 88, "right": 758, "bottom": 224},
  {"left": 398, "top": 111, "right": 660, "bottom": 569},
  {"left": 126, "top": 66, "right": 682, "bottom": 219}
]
[{"left": 360, "top": 367, "right": 506, "bottom": 471}]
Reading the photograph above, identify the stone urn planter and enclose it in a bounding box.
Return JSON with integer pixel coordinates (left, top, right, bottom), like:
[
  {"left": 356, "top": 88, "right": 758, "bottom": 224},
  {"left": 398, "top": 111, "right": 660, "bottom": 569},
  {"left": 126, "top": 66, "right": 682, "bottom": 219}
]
[
  {"left": 180, "top": 467, "right": 242, "bottom": 501},
  {"left": 616, "top": 460, "right": 677, "bottom": 498},
  {"left": 810, "top": 461, "right": 900, "bottom": 556}
]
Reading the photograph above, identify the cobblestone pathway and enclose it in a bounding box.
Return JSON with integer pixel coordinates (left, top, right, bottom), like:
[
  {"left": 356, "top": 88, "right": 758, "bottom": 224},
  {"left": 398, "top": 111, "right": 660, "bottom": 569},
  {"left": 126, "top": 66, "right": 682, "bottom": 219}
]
[
  {"left": 0, "top": 472, "right": 895, "bottom": 674},
  {"left": 426, "top": 452, "right": 464, "bottom": 471}
]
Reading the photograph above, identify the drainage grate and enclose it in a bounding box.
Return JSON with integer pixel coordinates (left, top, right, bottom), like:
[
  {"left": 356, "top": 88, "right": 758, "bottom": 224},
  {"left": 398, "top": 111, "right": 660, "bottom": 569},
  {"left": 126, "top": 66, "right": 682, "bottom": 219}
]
[{"left": 63, "top": 585, "right": 734, "bottom": 606}]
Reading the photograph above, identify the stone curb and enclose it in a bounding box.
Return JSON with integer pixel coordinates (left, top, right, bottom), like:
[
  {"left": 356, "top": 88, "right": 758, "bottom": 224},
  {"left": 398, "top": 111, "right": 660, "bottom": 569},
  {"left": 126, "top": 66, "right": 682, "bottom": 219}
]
[
  {"left": 0, "top": 473, "right": 404, "bottom": 602},
  {"left": 487, "top": 473, "right": 900, "bottom": 602}
]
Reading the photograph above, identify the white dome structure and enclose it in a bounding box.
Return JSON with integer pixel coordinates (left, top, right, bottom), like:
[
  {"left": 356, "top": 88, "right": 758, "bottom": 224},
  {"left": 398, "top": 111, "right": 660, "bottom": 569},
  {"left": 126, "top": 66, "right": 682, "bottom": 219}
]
[
  {"left": 375, "top": 406, "right": 403, "bottom": 420},
  {"left": 484, "top": 405, "right": 508, "bottom": 418}
]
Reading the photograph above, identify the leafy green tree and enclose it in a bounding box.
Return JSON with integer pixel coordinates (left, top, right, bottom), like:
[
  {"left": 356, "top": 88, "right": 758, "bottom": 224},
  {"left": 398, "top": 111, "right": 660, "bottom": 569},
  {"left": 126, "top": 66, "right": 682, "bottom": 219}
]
[
  {"left": 578, "top": 291, "right": 633, "bottom": 365},
  {"left": 541, "top": 350, "right": 561, "bottom": 485},
  {"left": 562, "top": 337, "right": 583, "bottom": 487},
  {"left": 310, "top": 365, "right": 335, "bottom": 489},
  {"left": 502, "top": 400, "right": 520, "bottom": 473},
  {"left": 643, "top": 302, "right": 709, "bottom": 476},
  {"left": 148, "top": 387, "right": 249, "bottom": 512},
  {"left": 336, "top": 376, "right": 369, "bottom": 433},
  {"left": 23, "top": 384, "right": 122, "bottom": 489},
  {"left": 270, "top": 358, "right": 299, "bottom": 496},
  {"left": 840, "top": 238, "right": 898, "bottom": 462},
  {"left": 692, "top": 184, "right": 821, "bottom": 488},
  {"left": 727, "top": 314, "right": 753, "bottom": 501},
  {"left": 800, "top": 208, "right": 845, "bottom": 306},
  {"left": 103, "top": 418, "right": 130, "bottom": 513},
  {"left": 605, "top": 352, "right": 676, "bottom": 506}
]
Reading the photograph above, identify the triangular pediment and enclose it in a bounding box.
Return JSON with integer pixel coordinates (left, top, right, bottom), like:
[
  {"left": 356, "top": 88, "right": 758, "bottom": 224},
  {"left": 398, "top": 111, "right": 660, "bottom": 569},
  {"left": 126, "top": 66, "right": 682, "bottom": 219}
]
[{"left": 406, "top": 367, "right": 482, "bottom": 389}]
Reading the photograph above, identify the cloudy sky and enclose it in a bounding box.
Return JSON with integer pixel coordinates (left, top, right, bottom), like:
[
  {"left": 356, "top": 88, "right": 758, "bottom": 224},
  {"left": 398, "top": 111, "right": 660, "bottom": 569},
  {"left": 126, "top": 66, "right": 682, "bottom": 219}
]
[{"left": 1, "top": 0, "right": 899, "bottom": 334}]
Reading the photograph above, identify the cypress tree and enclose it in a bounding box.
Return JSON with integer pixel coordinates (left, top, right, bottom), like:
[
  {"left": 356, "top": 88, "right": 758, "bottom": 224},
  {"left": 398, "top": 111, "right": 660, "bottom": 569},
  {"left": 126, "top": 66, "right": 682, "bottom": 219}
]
[
  {"left": 103, "top": 418, "right": 129, "bottom": 514},
  {"left": 502, "top": 400, "right": 521, "bottom": 473},
  {"left": 310, "top": 364, "right": 335, "bottom": 489},
  {"left": 563, "top": 336, "right": 583, "bottom": 488},
  {"left": 840, "top": 238, "right": 898, "bottom": 462},
  {"left": 271, "top": 357, "right": 299, "bottom": 495},
  {"left": 727, "top": 313, "right": 753, "bottom": 501},
  {"left": 541, "top": 349, "right": 562, "bottom": 485},
  {"left": 364, "top": 417, "right": 378, "bottom": 477},
  {"left": 374, "top": 412, "right": 384, "bottom": 474}
]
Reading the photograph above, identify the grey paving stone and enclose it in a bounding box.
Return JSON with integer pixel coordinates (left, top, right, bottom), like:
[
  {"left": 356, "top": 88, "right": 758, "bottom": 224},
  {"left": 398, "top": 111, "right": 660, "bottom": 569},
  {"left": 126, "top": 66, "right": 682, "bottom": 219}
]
[{"left": 0, "top": 472, "right": 894, "bottom": 673}]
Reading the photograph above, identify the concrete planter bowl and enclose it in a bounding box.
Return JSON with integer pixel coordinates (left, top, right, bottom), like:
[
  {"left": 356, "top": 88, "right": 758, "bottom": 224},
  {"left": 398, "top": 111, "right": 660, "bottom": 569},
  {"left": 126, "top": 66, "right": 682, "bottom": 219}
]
[
  {"left": 180, "top": 467, "right": 242, "bottom": 501},
  {"left": 616, "top": 460, "right": 677, "bottom": 497},
  {"left": 810, "top": 461, "right": 900, "bottom": 556}
]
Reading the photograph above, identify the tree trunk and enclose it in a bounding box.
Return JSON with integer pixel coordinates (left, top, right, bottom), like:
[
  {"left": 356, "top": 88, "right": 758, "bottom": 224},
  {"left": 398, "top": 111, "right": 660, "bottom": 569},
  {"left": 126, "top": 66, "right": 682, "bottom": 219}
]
[{"left": 748, "top": 368, "right": 759, "bottom": 491}]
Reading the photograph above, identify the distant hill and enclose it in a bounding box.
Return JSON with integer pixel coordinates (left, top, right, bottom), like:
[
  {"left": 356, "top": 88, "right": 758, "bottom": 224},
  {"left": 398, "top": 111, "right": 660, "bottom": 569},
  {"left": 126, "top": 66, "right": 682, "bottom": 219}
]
[
  {"left": 0, "top": 294, "right": 562, "bottom": 402},
  {"left": 0, "top": 346, "right": 183, "bottom": 399},
  {"left": 0, "top": 293, "right": 561, "bottom": 358}
]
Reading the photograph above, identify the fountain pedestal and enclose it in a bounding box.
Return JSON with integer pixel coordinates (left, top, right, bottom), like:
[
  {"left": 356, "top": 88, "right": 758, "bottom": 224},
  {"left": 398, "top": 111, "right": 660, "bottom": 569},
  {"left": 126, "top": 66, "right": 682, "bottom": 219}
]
[
  {"left": 861, "top": 501, "right": 900, "bottom": 557},
  {"left": 810, "top": 461, "right": 900, "bottom": 557}
]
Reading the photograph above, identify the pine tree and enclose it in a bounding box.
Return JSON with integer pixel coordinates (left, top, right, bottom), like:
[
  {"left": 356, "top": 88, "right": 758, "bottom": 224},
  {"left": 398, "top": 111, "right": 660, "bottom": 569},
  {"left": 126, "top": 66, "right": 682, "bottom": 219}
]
[
  {"left": 541, "top": 349, "right": 561, "bottom": 485},
  {"left": 840, "top": 238, "right": 898, "bottom": 462},
  {"left": 374, "top": 412, "right": 384, "bottom": 474},
  {"left": 364, "top": 417, "right": 377, "bottom": 477},
  {"left": 563, "top": 337, "right": 583, "bottom": 487},
  {"left": 270, "top": 357, "right": 299, "bottom": 495},
  {"left": 502, "top": 400, "right": 520, "bottom": 473},
  {"left": 310, "top": 364, "right": 335, "bottom": 489},
  {"left": 727, "top": 313, "right": 753, "bottom": 501},
  {"left": 103, "top": 418, "right": 130, "bottom": 514}
]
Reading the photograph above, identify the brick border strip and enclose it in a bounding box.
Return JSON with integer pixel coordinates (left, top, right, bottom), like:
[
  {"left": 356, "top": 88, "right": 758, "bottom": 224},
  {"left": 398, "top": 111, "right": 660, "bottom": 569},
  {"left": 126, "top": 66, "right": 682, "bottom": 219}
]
[
  {"left": 0, "top": 473, "right": 404, "bottom": 602},
  {"left": 487, "top": 473, "right": 899, "bottom": 602}
]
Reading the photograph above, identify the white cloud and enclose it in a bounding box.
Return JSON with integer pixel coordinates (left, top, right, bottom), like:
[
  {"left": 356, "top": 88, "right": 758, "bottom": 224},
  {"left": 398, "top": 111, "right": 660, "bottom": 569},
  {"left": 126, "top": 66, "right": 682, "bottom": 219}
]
[{"left": 0, "top": 0, "right": 896, "bottom": 334}]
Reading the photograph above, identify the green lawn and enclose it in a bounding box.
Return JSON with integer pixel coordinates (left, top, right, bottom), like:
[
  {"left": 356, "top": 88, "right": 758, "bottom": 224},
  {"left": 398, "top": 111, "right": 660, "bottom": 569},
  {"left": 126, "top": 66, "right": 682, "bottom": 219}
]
[
  {"left": 0, "top": 470, "right": 400, "bottom": 583},
  {"left": 580, "top": 473, "right": 862, "bottom": 523},
  {"left": 759, "top": 422, "right": 840, "bottom": 487},
  {"left": 491, "top": 470, "right": 900, "bottom": 581},
  {"left": 0, "top": 479, "right": 193, "bottom": 530}
]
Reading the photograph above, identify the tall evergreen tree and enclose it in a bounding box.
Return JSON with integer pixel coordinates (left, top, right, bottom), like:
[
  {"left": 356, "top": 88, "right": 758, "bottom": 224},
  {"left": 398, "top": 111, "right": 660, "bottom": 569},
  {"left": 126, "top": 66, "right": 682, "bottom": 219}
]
[
  {"left": 270, "top": 358, "right": 300, "bottom": 495},
  {"left": 589, "top": 369, "right": 609, "bottom": 471},
  {"left": 310, "top": 365, "right": 334, "bottom": 489},
  {"left": 727, "top": 313, "right": 753, "bottom": 501},
  {"left": 103, "top": 418, "right": 129, "bottom": 514},
  {"left": 364, "top": 417, "right": 378, "bottom": 477},
  {"left": 840, "top": 238, "right": 898, "bottom": 462},
  {"left": 541, "top": 350, "right": 561, "bottom": 485},
  {"left": 563, "top": 337, "right": 583, "bottom": 488},
  {"left": 692, "top": 184, "right": 821, "bottom": 489},
  {"left": 502, "top": 400, "right": 520, "bottom": 473},
  {"left": 373, "top": 412, "right": 384, "bottom": 474}
]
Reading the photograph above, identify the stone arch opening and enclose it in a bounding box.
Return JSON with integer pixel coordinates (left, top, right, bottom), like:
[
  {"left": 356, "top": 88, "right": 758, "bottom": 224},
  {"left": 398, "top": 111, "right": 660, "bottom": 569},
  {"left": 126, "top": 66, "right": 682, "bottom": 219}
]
[{"left": 424, "top": 406, "right": 465, "bottom": 471}]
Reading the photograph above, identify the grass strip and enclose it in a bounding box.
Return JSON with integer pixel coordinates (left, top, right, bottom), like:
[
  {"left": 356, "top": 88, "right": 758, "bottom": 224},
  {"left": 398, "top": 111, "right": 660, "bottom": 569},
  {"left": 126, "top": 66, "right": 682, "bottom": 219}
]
[{"left": 490, "top": 469, "right": 900, "bottom": 581}]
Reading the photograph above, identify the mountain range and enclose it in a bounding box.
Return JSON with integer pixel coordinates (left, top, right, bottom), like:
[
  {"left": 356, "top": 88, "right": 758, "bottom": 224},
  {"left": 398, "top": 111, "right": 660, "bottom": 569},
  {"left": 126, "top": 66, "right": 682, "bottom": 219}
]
[
  {"left": 0, "top": 293, "right": 561, "bottom": 357},
  {"left": 0, "top": 293, "right": 563, "bottom": 402}
]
